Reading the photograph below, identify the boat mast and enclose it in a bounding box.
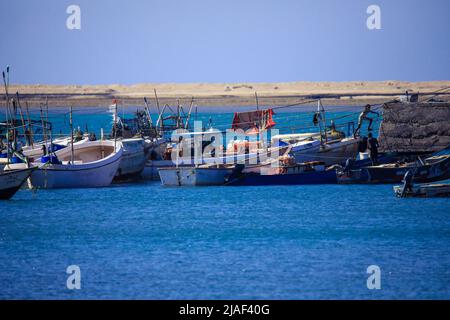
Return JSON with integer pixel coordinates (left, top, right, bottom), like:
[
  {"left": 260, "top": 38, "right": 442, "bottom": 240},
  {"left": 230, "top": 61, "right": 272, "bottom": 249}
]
[
  {"left": 15, "top": 92, "right": 28, "bottom": 146},
  {"left": 46, "top": 96, "right": 53, "bottom": 154},
  {"left": 143, "top": 97, "right": 153, "bottom": 128},
  {"left": 113, "top": 101, "right": 118, "bottom": 151},
  {"left": 2, "top": 67, "right": 11, "bottom": 163},
  {"left": 184, "top": 97, "right": 195, "bottom": 130},
  {"left": 70, "top": 106, "right": 74, "bottom": 164},
  {"left": 317, "top": 99, "right": 328, "bottom": 145},
  {"left": 25, "top": 102, "right": 34, "bottom": 148},
  {"left": 153, "top": 89, "right": 162, "bottom": 135},
  {"left": 39, "top": 103, "right": 47, "bottom": 151}
]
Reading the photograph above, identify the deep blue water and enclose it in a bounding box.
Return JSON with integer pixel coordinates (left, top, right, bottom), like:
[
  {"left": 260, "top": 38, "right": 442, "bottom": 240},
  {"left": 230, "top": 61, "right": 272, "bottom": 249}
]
[
  {"left": 1, "top": 109, "right": 449, "bottom": 299},
  {"left": 1, "top": 182, "right": 449, "bottom": 299}
]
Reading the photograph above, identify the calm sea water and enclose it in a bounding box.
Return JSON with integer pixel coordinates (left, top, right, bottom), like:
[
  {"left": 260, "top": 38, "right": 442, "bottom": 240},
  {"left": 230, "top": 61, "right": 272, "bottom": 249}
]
[{"left": 0, "top": 109, "right": 449, "bottom": 299}]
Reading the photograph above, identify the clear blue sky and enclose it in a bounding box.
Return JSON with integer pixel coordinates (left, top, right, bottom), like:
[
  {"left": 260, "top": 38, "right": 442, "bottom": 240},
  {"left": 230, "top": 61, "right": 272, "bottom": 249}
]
[{"left": 0, "top": 0, "right": 449, "bottom": 84}]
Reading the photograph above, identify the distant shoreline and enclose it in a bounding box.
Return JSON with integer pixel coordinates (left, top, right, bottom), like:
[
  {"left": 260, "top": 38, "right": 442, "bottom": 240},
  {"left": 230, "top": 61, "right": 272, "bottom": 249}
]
[{"left": 1, "top": 81, "right": 449, "bottom": 110}]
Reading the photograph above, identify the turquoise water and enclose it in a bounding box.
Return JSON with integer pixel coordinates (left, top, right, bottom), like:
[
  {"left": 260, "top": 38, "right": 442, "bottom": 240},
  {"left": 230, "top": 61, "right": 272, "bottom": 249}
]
[{"left": 1, "top": 109, "right": 449, "bottom": 299}]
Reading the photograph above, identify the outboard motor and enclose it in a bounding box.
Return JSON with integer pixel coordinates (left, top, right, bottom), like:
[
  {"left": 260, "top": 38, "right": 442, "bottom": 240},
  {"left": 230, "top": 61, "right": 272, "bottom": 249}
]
[
  {"left": 400, "top": 170, "right": 414, "bottom": 197},
  {"left": 343, "top": 158, "right": 355, "bottom": 173},
  {"left": 225, "top": 164, "right": 245, "bottom": 183}
]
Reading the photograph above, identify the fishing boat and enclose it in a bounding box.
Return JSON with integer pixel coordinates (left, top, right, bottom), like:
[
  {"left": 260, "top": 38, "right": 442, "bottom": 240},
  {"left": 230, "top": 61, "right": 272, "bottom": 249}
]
[
  {"left": 6, "top": 140, "right": 123, "bottom": 189},
  {"left": 225, "top": 158, "right": 337, "bottom": 186},
  {"left": 363, "top": 154, "right": 450, "bottom": 184},
  {"left": 286, "top": 135, "right": 360, "bottom": 166},
  {"left": 115, "top": 137, "right": 146, "bottom": 180},
  {"left": 273, "top": 101, "right": 360, "bottom": 166},
  {"left": 156, "top": 146, "right": 284, "bottom": 186},
  {"left": 21, "top": 135, "right": 90, "bottom": 159},
  {"left": 393, "top": 181, "right": 450, "bottom": 198},
  {"left": 0, "top": 167, "right": 35, "bottom": 200},
  {"left": 158, "top": 165, "right": 235, "bottom": 186}
]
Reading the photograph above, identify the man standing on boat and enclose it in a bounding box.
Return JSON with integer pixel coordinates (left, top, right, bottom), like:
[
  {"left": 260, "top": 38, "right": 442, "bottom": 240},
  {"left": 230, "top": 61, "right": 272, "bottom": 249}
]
[
  {"left": 354, "top": 104, "right": 379, "bottom": 137},
  {"left": 367, "top": 132, "right": 379, "bottom": 165}
]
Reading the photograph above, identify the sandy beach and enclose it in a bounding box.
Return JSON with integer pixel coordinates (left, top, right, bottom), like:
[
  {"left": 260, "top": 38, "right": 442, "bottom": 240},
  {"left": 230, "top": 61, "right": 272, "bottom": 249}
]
[{"left": 1, "top": 81, "right": 449, "bottom": 109}]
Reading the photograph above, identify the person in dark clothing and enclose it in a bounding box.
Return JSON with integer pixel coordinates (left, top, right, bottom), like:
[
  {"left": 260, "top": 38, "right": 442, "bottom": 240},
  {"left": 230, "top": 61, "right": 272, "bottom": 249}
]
[
  {"left": 358, "top": 136, "right": 368, "bottom": 153},
  {"left": 367, "top": 132, "right": 379, "bottom": 165}
]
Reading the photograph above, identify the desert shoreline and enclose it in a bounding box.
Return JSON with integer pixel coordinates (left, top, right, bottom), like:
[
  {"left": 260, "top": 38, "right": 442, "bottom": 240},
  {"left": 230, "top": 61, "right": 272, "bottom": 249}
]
[{"left": 1, "top": 80, "right": 449, "bottom": 110}]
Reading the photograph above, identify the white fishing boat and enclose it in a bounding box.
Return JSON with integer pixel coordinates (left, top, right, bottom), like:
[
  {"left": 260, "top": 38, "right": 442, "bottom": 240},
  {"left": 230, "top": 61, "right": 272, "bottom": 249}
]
[
  {"left": 288, "top": 136, "right": 360, "bottom": 166},
  {"left": 272, "top": 101, "right": 360, "bottom": 166},
  {"left": 0, "top": 167, "right": 35, "bottom": 200},
  {"left": 115, "top": 137, "right": 146, "bottom": 180},
  {"left": 7, "top": 140, "right": 123, "bottom": 189},
  {"left": 21, "top": 136, "right": 89, "bottom": 159},
  {"left": 158, "top": 165, "right": 234, "bottom": 186}
]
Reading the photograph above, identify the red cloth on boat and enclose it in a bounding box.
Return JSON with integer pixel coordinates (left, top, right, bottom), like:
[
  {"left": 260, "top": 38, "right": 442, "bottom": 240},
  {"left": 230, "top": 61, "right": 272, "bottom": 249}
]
[{"left": 231, "top": 109, "right": 276, "bottom": 132}]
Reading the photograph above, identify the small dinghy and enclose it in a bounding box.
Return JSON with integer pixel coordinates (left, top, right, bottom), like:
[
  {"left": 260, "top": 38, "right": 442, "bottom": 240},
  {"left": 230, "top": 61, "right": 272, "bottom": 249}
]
[
  {"left": 393, "top": 182, "right": 450, "bottom": 198},
  {"left": 363, "top": 154, "right": 450, "bottom": 184},
  {"left": 0, "top": 167, "right": 35, "bottom": 200},
  {"left": 393, "top": 170, "right": 450, "bottom": 198},
  {"left": 10, "top": 140, "right": 123, "bottom": 189}
]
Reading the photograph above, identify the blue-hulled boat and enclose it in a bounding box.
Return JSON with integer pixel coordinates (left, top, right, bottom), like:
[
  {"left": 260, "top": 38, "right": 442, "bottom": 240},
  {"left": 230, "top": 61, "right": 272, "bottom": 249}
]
[
  {"left": 338, "top": 154, "right": 450, "bottom": 184},
  {"left": 225, "top": 161, "right": 337, "bottom": 186}
]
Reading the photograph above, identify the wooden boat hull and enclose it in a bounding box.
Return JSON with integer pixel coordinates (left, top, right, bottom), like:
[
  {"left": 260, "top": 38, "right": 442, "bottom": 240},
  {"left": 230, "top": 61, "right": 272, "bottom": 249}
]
[
  {"left": 226, "top": 169, "right": 337, "bottom": 186},
  {"left": 158, "top": 167, "right": 233, "bottom": 186},
  {"left": 0, "top": 168, "right": 34, "bottom": 200}
]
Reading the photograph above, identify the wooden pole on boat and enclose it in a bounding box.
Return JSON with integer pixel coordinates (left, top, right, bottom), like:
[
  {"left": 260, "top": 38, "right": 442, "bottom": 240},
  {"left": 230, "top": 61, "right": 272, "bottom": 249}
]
[
  {"left": 143, "top": 97, "right": 153, "bottom": 127},
  {"left": 153, "top": 89, "right": 161, "bottom": 115},
  {"left": 185, "top": 97, "right": 195, "bottom": 130},
  {"left": 176, "top": 99, "right": 181, "bottom": 129},
  {"left": 2, "top": 67, "right": 11, "bottom": 124},
  {"left": 70, "top": 106, "right": 74, "bottom": 164},
  {"left": 2, "top": 68, "right": 11, "bottom": 163},
  {"left": 15, "top": 92, "right": 27, "bottom": 147},
  {"left": 39, "top": 103, "right": 47, "bottom": 147},
  {"left": 45, "top": 96, "right": 54, "bottom": 152},
  {"left": 317, "top": 100, "right": 328, "bottom": 145},
  {"left": 153, "top": 89, "right": 162, "bottom": 135},
  {"left": 25, "top": 102, "right": 34, "bottom": 147},
  {"left": 113, "top": 101, "right": 118, "bottom": 151}
]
